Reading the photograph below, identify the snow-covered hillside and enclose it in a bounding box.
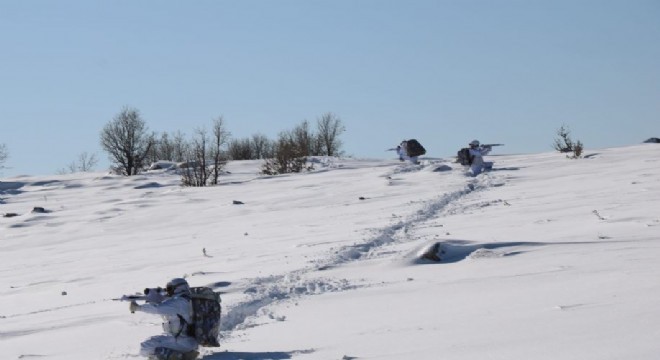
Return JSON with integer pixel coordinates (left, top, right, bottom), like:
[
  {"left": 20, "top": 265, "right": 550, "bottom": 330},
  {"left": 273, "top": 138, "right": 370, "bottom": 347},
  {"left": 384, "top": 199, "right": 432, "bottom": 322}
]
[{"left": 2, "top": 145, "right": 659, "bottom": 360}]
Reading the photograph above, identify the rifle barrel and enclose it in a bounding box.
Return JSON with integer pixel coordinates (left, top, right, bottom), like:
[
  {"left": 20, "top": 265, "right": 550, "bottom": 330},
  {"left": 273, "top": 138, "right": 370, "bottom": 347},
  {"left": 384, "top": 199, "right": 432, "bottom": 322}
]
[{"left": 113, "top": 295, "right": 147, "bottom": 301}]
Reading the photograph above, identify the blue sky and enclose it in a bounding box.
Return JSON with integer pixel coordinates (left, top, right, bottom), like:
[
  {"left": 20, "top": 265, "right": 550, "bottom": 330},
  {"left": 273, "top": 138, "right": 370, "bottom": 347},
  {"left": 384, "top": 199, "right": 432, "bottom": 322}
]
[{"left": 1, "top": 0, "right": 658, "bottom": 177}]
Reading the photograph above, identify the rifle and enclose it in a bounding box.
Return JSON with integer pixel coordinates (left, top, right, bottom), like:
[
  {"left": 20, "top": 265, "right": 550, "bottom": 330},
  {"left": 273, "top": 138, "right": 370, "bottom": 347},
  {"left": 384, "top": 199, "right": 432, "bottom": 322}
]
[
  {"left": 482, "top": 144, "right": 504, "bottom": 147},
  {"left": 113, "top": 294, "right": 148, "bottom": 302},
  {"left": 113, "top": 287, "right": 167, "bottom": 303}
]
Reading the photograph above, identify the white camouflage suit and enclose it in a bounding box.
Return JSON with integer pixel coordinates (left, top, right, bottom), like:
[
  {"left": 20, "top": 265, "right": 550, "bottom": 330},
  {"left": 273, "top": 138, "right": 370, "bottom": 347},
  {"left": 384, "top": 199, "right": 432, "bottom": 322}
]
[
  {"left": 468, "top": 142, "right": 492, "bottom": 176},
  {"left": 133, "top": 293, "right": 198, "bottom": 357},
  {"left": 397, "top": 141, "right": 419, "bottom": 164}
]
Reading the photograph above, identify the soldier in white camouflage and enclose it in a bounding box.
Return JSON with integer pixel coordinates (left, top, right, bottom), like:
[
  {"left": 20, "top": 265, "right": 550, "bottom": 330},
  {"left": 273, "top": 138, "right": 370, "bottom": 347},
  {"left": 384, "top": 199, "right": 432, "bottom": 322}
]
[{"left": 130, "top": 278, "right": 199, "bottom": 360}]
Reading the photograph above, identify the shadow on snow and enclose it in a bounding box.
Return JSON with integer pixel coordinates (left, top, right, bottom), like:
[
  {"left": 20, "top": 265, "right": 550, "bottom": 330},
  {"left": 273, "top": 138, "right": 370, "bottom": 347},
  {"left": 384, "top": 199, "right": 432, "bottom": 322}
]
[
  {"left": 415, "top": 239, "right": 610, "bottom": 264},
  {"left": 201, "top": 349, "right": 314, "bottom": 360}
]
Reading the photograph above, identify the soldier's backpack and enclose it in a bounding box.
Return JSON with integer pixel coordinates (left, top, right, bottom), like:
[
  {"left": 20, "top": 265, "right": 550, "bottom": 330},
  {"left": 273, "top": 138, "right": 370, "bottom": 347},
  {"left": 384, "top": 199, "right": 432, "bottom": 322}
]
[
  {"left": 457, "top": 148, "right": 474, "bottom": 166},
  {"left": 406, "top": 139, "right": 426, "bottom": 157},
  {"left": 184, "top": 287, "right": 222, "bottom": 347}
]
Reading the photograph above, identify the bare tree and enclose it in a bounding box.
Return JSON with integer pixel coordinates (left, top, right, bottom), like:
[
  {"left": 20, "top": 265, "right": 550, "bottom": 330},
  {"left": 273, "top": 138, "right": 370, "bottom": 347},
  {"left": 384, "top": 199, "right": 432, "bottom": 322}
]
[
  {"left": 144, "top": 139, "right": 159, "bottom": 166},
  {"left": 291, "top": 120, "right": 314, "bottom": 156},
  {"left": 262, "top": 129, "right": 310, "bottom": 175},
  {"left": 76, "top": 152, "right": 98, "bottom": 172},
  {"left": 172, "top": 130, "right": 188, "bottom": 162},
  {"left": 571, "top": 140, "right": 584, "bottom": 159},
  {"left": 158, "top": 132, "right": 175, "bottom": 161},
  {"left": 58, "top": 152, "right": 99, "bottom": 174},
  {"left": 553, "top": 124, "right": 584, "bottom": 159},
  {"left": 144, "top": 131, "right": 175, "bottom": 164},
  {"left": 251, "top": 133, "right": 273, "bottom": 159},
  {"left": 228, "top": 134, "right": 274, "bottom": 160},
  {"left": 228, "top": 138, "right": 254, "bottom": 160},
  {"left": 316, "top": 112, "right": 345, "bottom": 156},
  {"left": 145, "top": 131, "right": 188, "bottom": 165},
  {"left": 210, "top": 117, "right": 230, "bottom": 185},
  {"left": 100, "top": 107, "right": 154, "bottom": 176},
  {"left": 553, "top": 124, "right": 574, "bottom": 153},
  {"left": 181, "top": 128, "right": 211, "bottom": 187},
  {"left": 0, "top": 143, "right": 8, "bottom": 169}
]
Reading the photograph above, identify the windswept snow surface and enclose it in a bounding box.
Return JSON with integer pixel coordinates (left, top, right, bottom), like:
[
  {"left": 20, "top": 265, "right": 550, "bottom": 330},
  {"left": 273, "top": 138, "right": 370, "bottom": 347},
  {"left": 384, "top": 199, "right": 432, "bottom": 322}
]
[{"left": 2, "top": 145, "right": 660, "bottom": 359}]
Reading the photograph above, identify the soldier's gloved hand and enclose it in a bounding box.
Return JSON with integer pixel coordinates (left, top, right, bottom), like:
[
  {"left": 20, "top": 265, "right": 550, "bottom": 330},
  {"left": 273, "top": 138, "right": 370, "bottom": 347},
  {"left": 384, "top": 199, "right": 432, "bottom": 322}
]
[
  {"left": 129, "top": 301, "right": 140, "bottom": 313},
  {"left": 145, "top": 289, "right": 165, "bottom": 304}
]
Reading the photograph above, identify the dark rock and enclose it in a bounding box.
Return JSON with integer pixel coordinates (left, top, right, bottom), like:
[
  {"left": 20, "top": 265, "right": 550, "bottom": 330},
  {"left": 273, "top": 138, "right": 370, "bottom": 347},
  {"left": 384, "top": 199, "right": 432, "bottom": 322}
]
[
  {"left": 232, "top": 200, "right": 244, "bottom": 205},
  {"left": 421, "top": 242, "right": 443, "bottom": 262},
  {"left": 433, "top": 164, "right": 453, "bottom": 172},
  {"left": 134, "top": 182, "right": 163, "bottom": 189},
  {"left": 32, "top": 207, "right": 48, "bottom": 213},
  {"left": 643, "top": 137, "right": 660, "bottom": 143}
]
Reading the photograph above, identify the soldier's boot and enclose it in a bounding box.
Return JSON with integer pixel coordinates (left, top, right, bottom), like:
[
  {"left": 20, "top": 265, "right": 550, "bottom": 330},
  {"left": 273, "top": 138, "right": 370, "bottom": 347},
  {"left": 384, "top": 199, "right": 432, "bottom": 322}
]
[
  {"left": 182, "top": 350, "right": 200, "bottom": 360},
  {"left": 150, "top": 347, "right": 185, "bottom": 360}
]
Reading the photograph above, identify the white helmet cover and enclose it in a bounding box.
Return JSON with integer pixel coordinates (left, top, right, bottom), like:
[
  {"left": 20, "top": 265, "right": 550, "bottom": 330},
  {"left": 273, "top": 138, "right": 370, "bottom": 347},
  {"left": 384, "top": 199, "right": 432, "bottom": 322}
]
[{"left": 166, "top": 278, "right": 190, "bottom": 295}]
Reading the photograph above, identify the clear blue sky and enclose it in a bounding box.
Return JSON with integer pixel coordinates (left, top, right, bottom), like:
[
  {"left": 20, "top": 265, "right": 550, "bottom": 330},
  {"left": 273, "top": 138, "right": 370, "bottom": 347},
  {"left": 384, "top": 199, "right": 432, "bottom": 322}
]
[{"left": 1, "top": 0, "right": 658, "bottom": 177}]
